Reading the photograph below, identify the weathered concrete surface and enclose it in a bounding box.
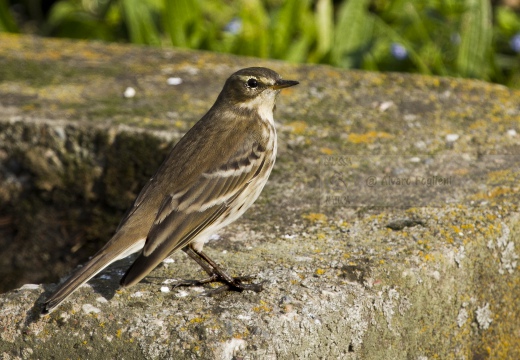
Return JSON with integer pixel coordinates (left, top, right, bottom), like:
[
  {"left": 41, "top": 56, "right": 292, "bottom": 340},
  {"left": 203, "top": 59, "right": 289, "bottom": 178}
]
[{"left": 1, "top": 34, "right": 520, "bottom": 359}]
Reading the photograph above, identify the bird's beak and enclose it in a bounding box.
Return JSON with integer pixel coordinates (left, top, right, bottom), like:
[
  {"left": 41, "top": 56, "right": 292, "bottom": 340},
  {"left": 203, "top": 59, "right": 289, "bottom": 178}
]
[{"left": 272, "top": 79, "right": 299, "bottom": 90}]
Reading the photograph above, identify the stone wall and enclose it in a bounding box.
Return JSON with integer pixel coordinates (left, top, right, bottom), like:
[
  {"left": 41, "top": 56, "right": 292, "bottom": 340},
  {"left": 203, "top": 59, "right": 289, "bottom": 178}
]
[{"left": 1, "top": 34, "right": 519, "bottom": 359}]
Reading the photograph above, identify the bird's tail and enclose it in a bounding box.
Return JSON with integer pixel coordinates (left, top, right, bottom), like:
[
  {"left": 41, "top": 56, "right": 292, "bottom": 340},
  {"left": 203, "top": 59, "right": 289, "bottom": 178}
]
[
  {"left": 41, "top": 233, "right": 146, "bottom": 315},
  {"left": 41, "top": 252, "right": 112, "bottom": 314}
]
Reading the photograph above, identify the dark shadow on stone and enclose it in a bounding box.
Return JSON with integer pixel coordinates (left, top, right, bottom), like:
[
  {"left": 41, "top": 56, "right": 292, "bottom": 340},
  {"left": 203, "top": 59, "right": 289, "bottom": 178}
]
[{"left": 26, "top": 255, "right": 139, "bottom": 326}]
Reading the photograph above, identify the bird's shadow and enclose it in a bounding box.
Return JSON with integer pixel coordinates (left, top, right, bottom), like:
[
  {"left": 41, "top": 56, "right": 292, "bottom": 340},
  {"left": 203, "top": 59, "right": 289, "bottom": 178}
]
[{"left": 24, "top": 256, "right": 136, "bottom": 327}]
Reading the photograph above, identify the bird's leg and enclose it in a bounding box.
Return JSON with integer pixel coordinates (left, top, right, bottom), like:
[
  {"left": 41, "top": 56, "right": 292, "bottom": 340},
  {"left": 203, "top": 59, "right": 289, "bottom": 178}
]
[
  {"left": 191, "top": 246, "right": 264, "bottom": 293},
  {"left": 167, "top": 246, "right": 219, "bottom": 287},
  {"left": 171, "top": 245, "right": 264, "bottom": 295},
  {"left": 183, "top": 246, "right": 218, "bottom": 279}
]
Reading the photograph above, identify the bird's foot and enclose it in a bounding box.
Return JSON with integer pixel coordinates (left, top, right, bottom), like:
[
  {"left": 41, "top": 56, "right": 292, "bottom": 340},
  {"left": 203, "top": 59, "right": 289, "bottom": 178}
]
[
  {"left": 202, "top": 274, "right": 264, "bottom": 296},
  {"left": 171, "top": 274, "right": 264, "bottom": 295}
]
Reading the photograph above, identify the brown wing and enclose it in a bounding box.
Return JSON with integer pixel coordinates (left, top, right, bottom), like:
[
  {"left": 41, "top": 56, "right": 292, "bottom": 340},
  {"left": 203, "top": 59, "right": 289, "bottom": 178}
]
[
  {"left": 119, "top": 139, "right": 268, "bottom": 287},
  {"left": 115, "top": 107, "right": 263, "bottom": 236}
]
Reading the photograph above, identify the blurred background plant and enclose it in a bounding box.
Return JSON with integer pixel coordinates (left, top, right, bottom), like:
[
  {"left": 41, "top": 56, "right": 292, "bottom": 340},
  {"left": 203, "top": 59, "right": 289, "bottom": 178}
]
[{"left": 1, "top": 0, "right": 520, "bottom": 87}]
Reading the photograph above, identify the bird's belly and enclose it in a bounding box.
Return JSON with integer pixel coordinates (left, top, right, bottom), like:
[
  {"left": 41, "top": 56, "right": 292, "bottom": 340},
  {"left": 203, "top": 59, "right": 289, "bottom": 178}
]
[
  {"left": 190, "top": 155, "right": 276, "bottom": 251},
  {"left": 192, "top": 125, "right": 277, "bottom": 251}
]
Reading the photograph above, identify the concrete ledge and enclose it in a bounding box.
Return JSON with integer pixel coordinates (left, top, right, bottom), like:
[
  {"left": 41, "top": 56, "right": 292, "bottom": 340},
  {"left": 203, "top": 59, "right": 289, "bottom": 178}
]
[{"left": 1, "top": 34, "right": 520, "bottom": 359}]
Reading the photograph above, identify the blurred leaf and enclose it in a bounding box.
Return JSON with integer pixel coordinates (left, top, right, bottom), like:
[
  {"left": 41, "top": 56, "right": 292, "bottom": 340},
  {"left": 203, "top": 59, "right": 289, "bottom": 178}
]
[
  {"left": 403, "top": 2, "right": 447, "bottom": 75},
  {"left": 285, "top": 35, "right": 311, "bottom": 63},
  {"left": 457, "top": 0, "right": 493, "bottom": 79},
  {"left": 236, "top": 0, "right": 269, "bottom": 58},
  {"left": 313, "top": 0, "right": 333, "bottom": 60},
  {"left": 197, "top": 0, "right": 235, "bottom": 52},
  {"left": 372, "top": 17, "right": 431, "bottom": 74},
  {"left": 294, "top": 9, "right": 316, "bottom": 62},
  {"left": 0, "top": 0, "right": 18, "bottom": 32},
  {"left": 164, "top": 0, "right": 202, "bottom": 48},
  {"left": 333, "top": 0, "right": 374, "bottom": 68},
  {"left": 122, "top": 0, "right": 161, "bottom": 45},
  {"left": 47, "top": 1, "right": 114, "bottom": 40},
  {"left": 495, "top": 7, "right": 520, "bottom": 34},
  {"left": 270, "top": 0, "right": 311, "bottom": 59}
]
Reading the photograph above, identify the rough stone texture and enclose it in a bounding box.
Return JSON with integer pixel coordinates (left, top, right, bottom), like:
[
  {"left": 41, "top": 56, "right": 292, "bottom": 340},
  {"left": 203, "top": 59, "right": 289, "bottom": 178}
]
[{"left": 1, "top": 34, "right": 520, "bottom": 359}]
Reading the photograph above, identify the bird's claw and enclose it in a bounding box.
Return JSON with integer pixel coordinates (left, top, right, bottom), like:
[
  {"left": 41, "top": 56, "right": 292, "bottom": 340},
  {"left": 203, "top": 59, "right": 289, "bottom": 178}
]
[{"left": 171, "top": 274, "right": 264, "bottom": 295}]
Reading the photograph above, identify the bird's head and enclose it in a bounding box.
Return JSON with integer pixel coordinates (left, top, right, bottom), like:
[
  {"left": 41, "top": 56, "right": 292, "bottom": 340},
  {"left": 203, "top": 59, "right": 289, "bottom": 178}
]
[{"left": 217, "top": 67, "right": 298, "bottom": 115}]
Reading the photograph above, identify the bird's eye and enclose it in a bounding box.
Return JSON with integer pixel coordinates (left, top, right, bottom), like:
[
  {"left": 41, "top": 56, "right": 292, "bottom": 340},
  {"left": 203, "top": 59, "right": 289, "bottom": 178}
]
[{"left": 247, "top": 78, "right": 258, "bottom": 88}]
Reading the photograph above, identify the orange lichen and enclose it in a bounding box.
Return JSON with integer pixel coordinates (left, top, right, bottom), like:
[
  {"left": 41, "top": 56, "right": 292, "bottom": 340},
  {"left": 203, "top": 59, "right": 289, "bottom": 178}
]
[
  {"left": 320, "top": 147, "right": 335, "bottom": 155},
  {"left": 253, "top": 300, "right": 272, "bottom": 312},
  {"left": 303, "top": 213, "right": 327, "bottom": 223},
  {"left": 287, "top": 121, "right": 307, "bottom": 134},
  {"left": 348, "top": 131, "right": 393, "bottom": 144}
]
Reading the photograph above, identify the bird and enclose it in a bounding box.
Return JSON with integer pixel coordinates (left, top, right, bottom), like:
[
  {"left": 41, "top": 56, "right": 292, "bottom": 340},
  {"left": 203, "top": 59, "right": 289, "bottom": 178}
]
[{"left": 41, "top": 67, "right": 299, "bottom": 314}]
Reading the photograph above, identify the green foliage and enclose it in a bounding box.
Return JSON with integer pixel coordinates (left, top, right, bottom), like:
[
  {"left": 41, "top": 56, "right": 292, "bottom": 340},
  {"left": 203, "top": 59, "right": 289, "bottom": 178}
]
[
  {"left": 164, "top": 0, "right": 201, "bottom": 48},
  {"left": 122, "top": 0, "right": 161, "bottom": 45},
  {"left": 333, "top": 0, "right": 373, "bottom": 68},
  {"left": 46, "top": 0, "right": 117, "bottom": 40},
  {"left": 1, "top": 0, "right": 519, "bottom": 87},
  {"left": 457, "top": 0, "right": 493, "bottom": 80},
  {"left": 0, "top": 0, "right": 18, "bottom": 32}
]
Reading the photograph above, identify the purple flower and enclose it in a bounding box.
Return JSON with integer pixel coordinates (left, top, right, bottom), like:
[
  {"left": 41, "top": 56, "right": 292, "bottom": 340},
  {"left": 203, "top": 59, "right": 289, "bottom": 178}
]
[
  {"left": 391, "top": 43, "right": 408, "bottom": 60},
  {"left": 510, "top": 33, "right": 520, "bottom": 53},
  {"left": 224, "top": 18, "right": 242, "bottom": 35}
]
